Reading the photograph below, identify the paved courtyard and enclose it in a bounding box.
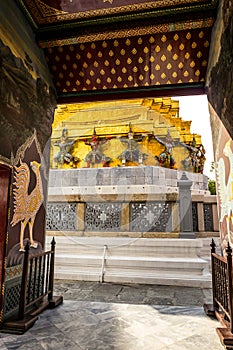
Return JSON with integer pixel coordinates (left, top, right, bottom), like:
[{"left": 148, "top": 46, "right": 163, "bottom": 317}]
[{"left": 0, "top": 281, "right": 224, "bottom": 350}]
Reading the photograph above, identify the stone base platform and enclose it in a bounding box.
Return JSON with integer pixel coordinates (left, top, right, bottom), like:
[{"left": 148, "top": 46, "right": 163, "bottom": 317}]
[{"left": 46, "top": 236, "right": 219, "bottom": 288}]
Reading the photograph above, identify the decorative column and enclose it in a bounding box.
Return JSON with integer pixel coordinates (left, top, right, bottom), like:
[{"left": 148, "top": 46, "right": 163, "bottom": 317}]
[{"left": 178, "top": 172, "right": 195, "bottom": 238}]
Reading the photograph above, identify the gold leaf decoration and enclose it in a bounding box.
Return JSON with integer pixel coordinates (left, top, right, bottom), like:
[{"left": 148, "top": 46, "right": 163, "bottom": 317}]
[
  {"left": 150, "top": 73, "right": 155, "bottom": 80},
  {"left": 66, "top": 81, "right": 71, "bottom": 86},
  {"left": 109, "top": 50, "right": 114, "bottom": 57},
  {"left": 89, "top": 70, "right": 95, "bottom": 77},
  {"left": 111, "top": 68, "right": 116, "bottom": 74},
  {"left": 87, "top": 52, "right": 92, "bottom": 59},
  {"left": 132, "top": 48, "right": 137, "bottom": 55},
  {"left": 52, "top": 65, "right": 57, "bottom": 71},
  {"left": 123, "top": 84, "right": 128, "bottom": 88},
  {"left": 73, "top": 63, "right": 78, "bottom": 69},
  {"left": 82, "top": 62, "right": 88, "bottom": 68},
  {"left": 102, "top": 41, "right": 108, "bottom": 48},
  {"left": 186, "top": 32, "right": 191, "bottom": 40},
  {"left": 113, "top": 84, "right": 117, "bottom": 88},
  {"left": 56, "top": 82, "right": 61, "bottom": 87},
  {"left": 98, "top": 51, "right": 103, "bottom": 57},
  {"left": 100, "top": 69, "right": 105, "bottom": 75},
  {"left": 172, "top": 53, "right": 178, "bottom": 60},
  {"left": 103, "top": 86, "right": 107, "bottom": 89},
  {"left": 114, "top": 40, "right": 119, "bottom": 47},
  {"left": 121, "top": 49, "right": 126, "bottom": 55},
  {"left": 133, "top": 66, "right": 138, "bottom": 72},
  {"left": 127, "top": 58, "right": 132, "bottom": 64},
  {"left": 122, "top": 67, "right": 127, "bottom": 73},
  {"left": 167, "top": 44, "right": 172, "bottom": 51},
  {"left": 117, "top": 76, "right": 122, "bottom": 82},
  {"left": 179, "top": 43, "right": 185, "bottom": 50},
  {"left": 149, "top": 36, "right": 155, "bottom": 44},
  {"left": 80, "top": 44, "right": 85, "bottom": 51},
  {"left": 92, "top": 86, "right": 96, "bottom": 90},
  {"left": 173, "top": 34, "right": 179, "bottom": 41},
  {"left": 69, "top": 45, "right": 74, "bottom": 51},
  {"left": 183, "top": 71, "right": 189, "bottom": 77},
  {"left": 128, "top": 75, "right": 133, "bottom": 82},
  {"left": 125, "top": 39, "right": 131, "bottom": 46},
  {"left": 185, "top": 52, "right": 190, "bottom": 59},
  {"left": 199, "top": 31, "right": 204, "bottom": 38},
  {"left": 69, "top": 72, "right": 74, "bottom": 78},
  {"left": 197, "top": 51, "right": 202, "bottom": 58},
  {"left": 161, "top": 35, "right": 167, "bottom": 42},
  {"left": 195, "top": 70, "right": 200, "bottom": 76},
  {"left": 172, "top": 72, "right": 177, "bottom": 78},
  {"left": 167, "top": 80, "right": 171, "bottom": 84},
  {"left": 161, "top": 73, "right": 166, "bottom": 79},
  {"left": 155, "top": 82, "right": 161, "bottom": 85},
  {"left": 202, "top": 60, "right": 207, "bottom": 66},
  {"left": 76, "top": 53, "right": 81, "bottom": 60},
  {"left": 204, "top": 40, "right": 209, "bottom": 47},
  {"left": 104, "top": 60, "right": 110, "bottom": 66},
  {"left": 155, "top": 64, "right": 160, "bottom": 71},
  {"left": 178, "top": 62, "right": 184, "bottom": 69},
  {"left": 150, "top": 56, "right": 155, "bottom": 63},
  {"left": 189, "top": 78, "right": 194, "bottom": 82},
  {"left": 139, "top": 74, "right": 144, "bottom": 81},
  {"left": 79, "top": 71, "right": 84, "bottom": 77},
  {"left": 96, "top": 78, "right": 101, "bottom": 84},
  {"left": 161, "top": 54, "right": 166, "bottom": 62},
  {"left": 94, "top": 61, "right": 99, "bottom": 67},
  {"left": 155, "top": 45, "right": 161, "bottom": 53},
  {"left": 192, "top": 42, "right": 197, "bottom": 49},
  {"left": 178, "top": 79, "right": 182, "bottom": 83},
  {"left": 190, "top": 61, "right": 195, "bottom": 68},
  {"left": 107, "top": 77, "right": 112, "bottom": 83},
  {"left": 138, "top": 57, "right": 144, "bottom": 63},
  {"left": 167, "top": 63, "right": 172, "bottom": 70},
  {"left": 144, "top": 46, "right": 149, "bottom": 54},
  {"left": 138, "top": 37, "right": 143, "bottom": 44},
  {"left": 115, "top": 59, "right": 121, "bottom": 65},
  {"left": 144, "top": 65, "right": 149, "bottom": 72},
  {"left": 91, "top": 43, "right": 96, "bottom": 49}
]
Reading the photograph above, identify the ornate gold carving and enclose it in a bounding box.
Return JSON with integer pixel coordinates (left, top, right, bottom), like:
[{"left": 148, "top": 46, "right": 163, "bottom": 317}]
[
  {"left": 39, "top": 18, "right": 214, "bottom": 47},
  {"left": 37, "top": 0, "right": 67, "bottom": 17},
  {"left": 11, "top": 159, "right": 44, "bottom": 251}
]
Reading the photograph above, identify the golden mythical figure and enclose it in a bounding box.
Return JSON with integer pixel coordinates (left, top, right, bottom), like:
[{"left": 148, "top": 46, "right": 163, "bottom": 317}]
[{"left": 11, "top": 160, "right": 44, "bottom": 252}]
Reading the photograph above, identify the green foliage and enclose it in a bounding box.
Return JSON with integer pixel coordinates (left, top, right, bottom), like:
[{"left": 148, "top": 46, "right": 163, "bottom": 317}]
[{"left": 208, "top": 179, "right": 216, "bottom": 195}]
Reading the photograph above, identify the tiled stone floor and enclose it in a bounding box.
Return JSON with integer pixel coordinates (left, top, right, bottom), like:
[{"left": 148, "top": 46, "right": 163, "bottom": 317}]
[{"left": 0, "top": 281, "right": 224, "bottom": 350}]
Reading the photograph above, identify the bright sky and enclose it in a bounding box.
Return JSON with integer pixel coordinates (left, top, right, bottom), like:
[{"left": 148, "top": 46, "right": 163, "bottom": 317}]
[{"left": 173, "top": 95, "right": 215, "bottom": 179}]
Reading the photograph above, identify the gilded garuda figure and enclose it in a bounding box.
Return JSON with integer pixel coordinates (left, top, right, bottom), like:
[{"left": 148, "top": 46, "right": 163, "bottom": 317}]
[{"left": 11, "top": 160, "right": 44, "bottom": 252}]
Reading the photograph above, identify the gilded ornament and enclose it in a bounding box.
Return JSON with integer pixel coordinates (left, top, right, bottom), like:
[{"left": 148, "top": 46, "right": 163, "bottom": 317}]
[
  {"left": 199, "top": 31, "right": 204, "bottom": 38},
  {"left": 96, "top": 78, "right": 101, "bottom": 84},
  {"left": 173, "top": 34, "right": 179, "bottom": 41},
  {"left": 144, "top": 65, "right": 149, "bottom": 72},
  {"left": 138, "top": 38, "right": 143, "bottom": 45},
  {"left": 197, "top": 51, "right": 202, "bottom": 58},
  {"left": 155, "top": 64, "right": 160, "bottom": 71},
  {"left": 190, "top": 61, "right": 195, "bottom": 68},
  {"left": 161, "top": 54, "right": 167, "bottom": 62},
  {"left": 172, "top": 53, "right": 178, "bottom": 60},
  {"left": 109, "top": 50, "right": 114, "bottom": 57},
  {"left": 132, "top": 48, "right": 137, "bottom": 55},
  {"left": 79, "top": 71, "right": 85, "bottom": 77},
  {"left": 150, "top": 56, "right": 155, "bottom": 63},
  {"left": 202, "top": 60, "right": 207, "bottom": 66},
  {"left": 80, "top": 44, "right": 85, "bottom": 50},
  {"left": 52, "top": 65, "right": 57, "bottom": 71},
  {"left": 195, "top": 70, "right": 200, "bottom": 76},
  {"left": 59, "top": 73, "right": 64, "bottom": 79},
  {"left": 90, "top": 70, "right": 95, "bottom": 77},
  {"left": 191, "top": 42, "right": 197, "bottom": 49},
  {"left": 144, "top": 47, "right": 149, "bottom": 54},
  {"left": 178, "top": 62, "right": 184, "bottom": 68},
  {"left": 69, "top": 72, "right": 74, "bottom": 78},
  {"left": 183, "top": 71, "right": 189, "bottom": 77},
  {"left": 87, "top": 52, "right": 92, "bottom": 59},
  {"left": 98, "top": 51, "right": 103, "bottom": 57},
  {"left": 107, "top": 77, "right": 112, "bottom": 83},
  {"left": 69, "top": 45, "right": 74, "bottom": 51},
  {"left": 111, "top": 68, "right": 116, "bottom": 74},
  {"left": 66, "top": 81, "right": 71, "bottom": 86},
  {"left": 117, "top": 76, "right": 122, "bottom": 82},
  {"left": 121, "top": 49, "right": 126, "bottom": 55},
  {"left": 115, "top": 59, "right": 120, "bottom": 65},
  {"left": 167, "top": 44, "right": 172, "bottom": 52},
  {"left": 94, "top": 61, "right": 99, "bottom": 67},
  {"left": 139, "top": 74, "right": 144, "bottom": 81},
  {"left": 102, "top": 41, "right": 108, "bottom": 48},
  {"left": 82, "top": 62, "right": 88, "bottom": 68},
  {"left": 62, "top": 64, "right": 67, "bottom": 70},
  {"left": 149, "top": 36, "right": 155, "bottom": 44},
  {"left": 125, "top": 39, "right": 131, "bottom": 46},
  {"left": 185, "top": 52, "right": 190, "bottom": 59},
  {"left": 179, "top": 43, "right": 185, "bottom": 50},
  {"left": 172, "top": 72, "right": 177, "bottom": 78},
  {"left": 123, "top": 84, "right": 128, "bottom": 88},
  {"left": 104, "top": 60, "right": 110, "bottom": 66},
  {"left": 114, "top": 40, "right": 119, "bottom": 47},
  {"left": 204, "top": 40, "right": 209, "bottom": 47},
  {"left": 91, "top": 43, "right": 96, "bottom": 49},
  {"left": 133, "top": 66, "right": 138, "bottom": 72},
  {"left": 127, "top": 58, "right": 132, "bottom": 64},
  {"left": 76, "top": 53, "right": 81, "bottom": 60},
  {"left": 150, "top": 74, "right": 155, "bottom": 80},
  {"left": 73, "top": 63, "right": 78, "bottom": 69},
  {"left": 189, "top": 79, "right": 194, "bottom": 82},
  {"left": 161, "top": 73, "right": 166, "bottom": 79},
  {"left": 122, "top": 67, "right": 127, "bottom": 73},
  {"left": 161, "top": 35, "right": 167, "bottom": 42},
  {"left": 155, "top": 45, "right": 161, "bottom": 53},
  {"left": 138, "top": 57, "right": 144, "bottom": 63},
  {"left": 186, "top": 32, "right": 192, "bottom": 40},
  {"left": 65, "top": 54, "right": 71, "bottom": 61},
  {"left": 128, "top": 75, "right": 133, "bottom": 82},
  {"left": 167, "top": 63, "right": 172, "bottom": 70},
  {"left": 100, "top": 69, "right": 105, "bottom": 75}
]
